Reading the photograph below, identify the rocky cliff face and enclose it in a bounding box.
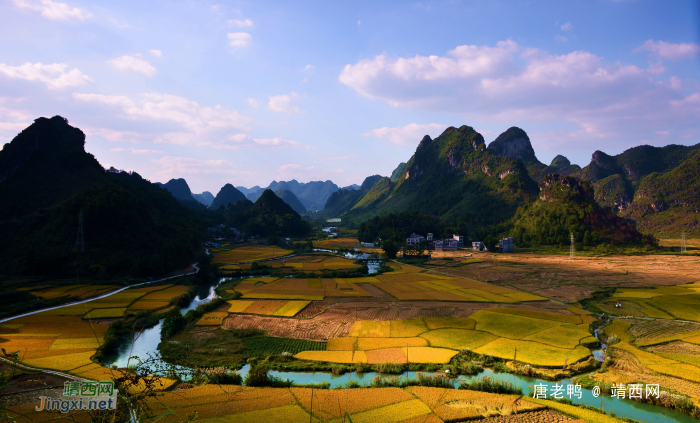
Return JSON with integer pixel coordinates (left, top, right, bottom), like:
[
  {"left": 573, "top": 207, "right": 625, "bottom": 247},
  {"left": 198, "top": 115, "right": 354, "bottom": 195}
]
[
  {"left": 539, "top": 173, "right": 594, "bottom": 203},
  {"left": 487, "top": 127, "right": 539, "bottom": 165}
]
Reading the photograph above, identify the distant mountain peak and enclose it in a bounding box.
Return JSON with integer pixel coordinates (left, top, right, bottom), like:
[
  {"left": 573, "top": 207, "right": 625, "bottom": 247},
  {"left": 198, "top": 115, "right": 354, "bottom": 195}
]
[
  {"left": 550, "top": 155, "right": 571, "bottom": 168},
  {"left": 162, "top": 178, "right": 195, "bottom": 202},
  {"left": 487, "top": 127, "right": 539, "bottom": 165},
  {"left": 210, "top": 183, "right": 246, "bottom": 209}
]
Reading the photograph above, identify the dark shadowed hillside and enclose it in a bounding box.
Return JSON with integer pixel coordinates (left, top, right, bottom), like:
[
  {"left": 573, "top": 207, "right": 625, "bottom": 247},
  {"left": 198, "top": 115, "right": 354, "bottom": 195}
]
[
  {"left": 274, "top": 189, "right": 307, "bottom": 214},
  {"left": 210, "top": 184, "right": 247, "bottom": 210},
  {"left": 0, "top": 116, "right": 205, "bottom": 277}
]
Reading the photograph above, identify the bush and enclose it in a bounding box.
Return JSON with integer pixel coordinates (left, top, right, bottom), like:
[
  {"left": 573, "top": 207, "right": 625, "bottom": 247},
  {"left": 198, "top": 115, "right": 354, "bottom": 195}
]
[
  {"left": 459, "top": 376, "right": 522, "bottom": 395},
  {"left": 375, "top": 362, "right": 404, "bottom": 374},
  {"left": 161, "top": 307, "right": 185, "bottom": 340},
  {"left": 244, "top": 359, "right": 270, "bottom": 387},
  {"left": 207, "top": 370, "right": 242, "bottom": 385}
]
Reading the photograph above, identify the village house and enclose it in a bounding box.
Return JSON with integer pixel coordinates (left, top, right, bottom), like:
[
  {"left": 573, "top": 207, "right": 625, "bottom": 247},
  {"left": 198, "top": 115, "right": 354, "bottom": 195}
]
[{"left": 406, "top": 233, "right": 425, "bottom": 246}]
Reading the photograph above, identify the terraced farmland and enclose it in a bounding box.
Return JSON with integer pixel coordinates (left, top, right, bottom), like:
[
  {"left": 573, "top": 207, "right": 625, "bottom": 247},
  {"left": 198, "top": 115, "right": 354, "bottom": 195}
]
[{"left": 294, "top": 308, "right": 595, "bottom": 366}]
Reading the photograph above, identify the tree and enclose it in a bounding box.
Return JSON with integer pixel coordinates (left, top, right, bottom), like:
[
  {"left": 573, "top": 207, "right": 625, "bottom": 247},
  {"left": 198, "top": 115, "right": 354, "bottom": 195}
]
[{"left": 382, "top": 240, "right": 398, "bottom": 259}]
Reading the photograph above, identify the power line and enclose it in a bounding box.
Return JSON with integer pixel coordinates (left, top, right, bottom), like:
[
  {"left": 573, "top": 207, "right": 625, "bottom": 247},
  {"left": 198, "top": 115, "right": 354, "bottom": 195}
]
[
  {"left": 570, "top": 232, "right": 574, "bottom": 259},
  {"left": 682, "top": 231, "right": 687, "bottom": 253},
  {"left": 75, "top": 210, "right": 84, "bottom": 251}
]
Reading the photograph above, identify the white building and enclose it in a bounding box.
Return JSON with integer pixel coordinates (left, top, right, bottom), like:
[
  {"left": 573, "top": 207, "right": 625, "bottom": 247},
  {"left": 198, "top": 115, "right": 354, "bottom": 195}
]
[
  {"left": 499, "top": 237, "right": 514, "bottom": 253},
  {"left": 453, "top": 234, "right": 464, "bottom": 247},
  {"left": 406, "top": 233, "right": 425, "bottom": 246}
]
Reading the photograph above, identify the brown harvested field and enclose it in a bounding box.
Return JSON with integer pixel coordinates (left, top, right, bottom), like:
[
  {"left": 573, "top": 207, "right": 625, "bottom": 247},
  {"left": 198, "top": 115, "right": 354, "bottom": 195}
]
[
  {"left": 294, "top": 301, "right": 327, "bottom": 318},
  {"left": 630, "top": 320, "right": 700, "bottom": 342},
  {"left": 647, "top": 341, "right": 700, "bottom": 356},
  {"left": 222, "top": 314, "right": 352, "bottom": 341},
  {"left": 424, "top": 253, "right": 700, "bottom": 303}
]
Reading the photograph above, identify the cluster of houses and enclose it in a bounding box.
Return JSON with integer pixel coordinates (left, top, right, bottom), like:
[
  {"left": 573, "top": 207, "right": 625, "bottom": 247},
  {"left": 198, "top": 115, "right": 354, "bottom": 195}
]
[
  {"left": 405, "top": 233, "right": 515, "bottom": 253},
  {"left": 406, "top": 233, "right": 464, "bottom": 251}
]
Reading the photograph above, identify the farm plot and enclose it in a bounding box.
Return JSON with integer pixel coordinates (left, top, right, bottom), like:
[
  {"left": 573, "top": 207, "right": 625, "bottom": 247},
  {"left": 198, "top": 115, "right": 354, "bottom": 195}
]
[
  {"left": 30, "top": 284, "right": 120, "bottom": 300},
  {"left": 296, "top": 308, "right": 593, "bottom": 366},
  {"left": 212, "top": 246, "right": 293, "bottom": 264},
  {"left": 224, "top": 298, "right": 311, "bottom": 317},
  {"left": 313, "top": 237, "right": 360, "bottom": 249},
  {"left": 236, "top": 272, "right": 547, "bottom": 303}
]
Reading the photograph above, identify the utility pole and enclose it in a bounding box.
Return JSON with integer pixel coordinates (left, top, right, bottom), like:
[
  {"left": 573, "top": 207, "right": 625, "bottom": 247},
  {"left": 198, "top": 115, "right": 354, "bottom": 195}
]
[
  {"left": 75, "top": 211, "right": 84, "bottom": 251},
  {"left": 682, "top": 231, "right": 687, "bottom": 253},
  {"left": 570, "top": 232, "right": 574, "bottom": 259}
]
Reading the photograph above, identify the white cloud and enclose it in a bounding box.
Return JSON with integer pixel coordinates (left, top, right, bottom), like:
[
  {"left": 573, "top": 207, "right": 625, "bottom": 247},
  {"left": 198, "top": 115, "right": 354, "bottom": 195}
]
[
  {"left": 108, "top": 55, "right": 157, "bottom": 77},
  {"left": 149, "top": 49, "right": 163, "bottom": 58},
  {"left": 228, "top": 32, "right": 252, "bottom": 50},
  {"left": 201, "top": 134, "right": 312, "bottom": 150},
  {"left": 111, "top": 147, "right": 163, "bottom": 154},
  {"left": 12, "top": 0, "right": 92, "bottom": 21},
  {"left": 0, "top": 62, "right": 92, "bottom": 89},
  {"left": 339, "top": 40, "right": 700, "bottom": 152},
  {"left": 247, "top": 98, "right": 261, "bottom": 108},
  {"left": 304, "top": 64, "right": 314, "bottom": 72},
  {"left": 268, "top": 92, "right": 305, "bottom": 113},
  {"left": 228, "top": 19, "right": 253, "bottom": 27},
  {"left": 363, "top": 123, "right": 447, "bottom": 146},
  {"left": 555, "top": 35, "right": 568, "bottom": 43},
  {"left": 72, "top": 92, "right": 253, "bottom": 139},
  {"left": 150, "top": 156, "right": 256, "bottom": 179},
  {"left": 560, "top": 22, "right": 573, "bottom": 31},
  {"left": 636, "top": 39, "right": 700, "bottom": 61}
]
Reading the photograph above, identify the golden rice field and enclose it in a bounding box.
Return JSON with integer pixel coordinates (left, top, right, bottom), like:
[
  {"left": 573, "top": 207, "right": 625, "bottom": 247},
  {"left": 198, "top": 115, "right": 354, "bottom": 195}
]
[
  {"left": 606, "top": 320, "right": 700, "bottom": 384},
  {"left": 313, "top": 237, "right": 360, "bottom": 249},
  {"left": 296, "top": 308, "right": 594, "bottom": 366},
  {"left": 29, "top": 284, "right": 120, "bottom": 300},
  {"left": 7, "top": 384, "right": 610, "bottom": 423},
  {"left": 195, "top": 312, "right": 229, "bottom": 326},
  {"left": 0, "top": 313, "right": 176, "bottom": 390},
  {"left": 235, "top": 272, "right": 547, "bottom": 302},
  {"left": 212, "top": 245, "right": 293, "bottom": 264},
  {"left": 30, "top": 284, "right": 188, "bottom": 318},
  {"left": 598, "top": 282, "right": 700, "bottom": 322},
  {"left": 224, "top": 299, "right": 312, "bottom": 317},
  {"left": 135, "top": 385, "right": 556, "bottom": 423}
]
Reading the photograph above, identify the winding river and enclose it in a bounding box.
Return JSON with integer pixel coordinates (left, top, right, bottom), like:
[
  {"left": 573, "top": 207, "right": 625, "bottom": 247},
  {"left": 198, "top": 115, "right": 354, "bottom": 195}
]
[{"left": 101, "top": 277, "right": 696, "bottom": 423}]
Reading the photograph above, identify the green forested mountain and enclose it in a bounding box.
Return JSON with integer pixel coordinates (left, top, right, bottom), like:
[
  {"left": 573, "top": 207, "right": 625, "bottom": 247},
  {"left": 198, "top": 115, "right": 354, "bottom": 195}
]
[
  {"left": 620, "top": 151, "right": 700, "bottom": 237},
  {"left": 338, "top": 126, "right": 539, "bottom": 228},
  {"left": 0, "top": 116, "right": 205, "bottom": 277},
  {"left": 209, "top": 183, "right": 247, "bottom": 210},
  {"left": 571, "top": 144, "right": 700, "bottom": 213},
  {"left": 497, "top": 174, "right": 654, "bottom": 249},
  {"left": 390, "top": 163, "right": 406, "bottom": 182},
  {"left": 274, "top": 189, "right": 307, "bottom": 214},
  {"left": 322, "top": 175, "right": 386, "bottom": 217}
]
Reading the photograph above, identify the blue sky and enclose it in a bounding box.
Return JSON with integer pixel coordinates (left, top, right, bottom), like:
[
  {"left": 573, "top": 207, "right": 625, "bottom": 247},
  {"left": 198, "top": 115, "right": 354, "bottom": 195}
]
[{"left": 1, "top": 0, "right": 699, "bottom": 193}]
